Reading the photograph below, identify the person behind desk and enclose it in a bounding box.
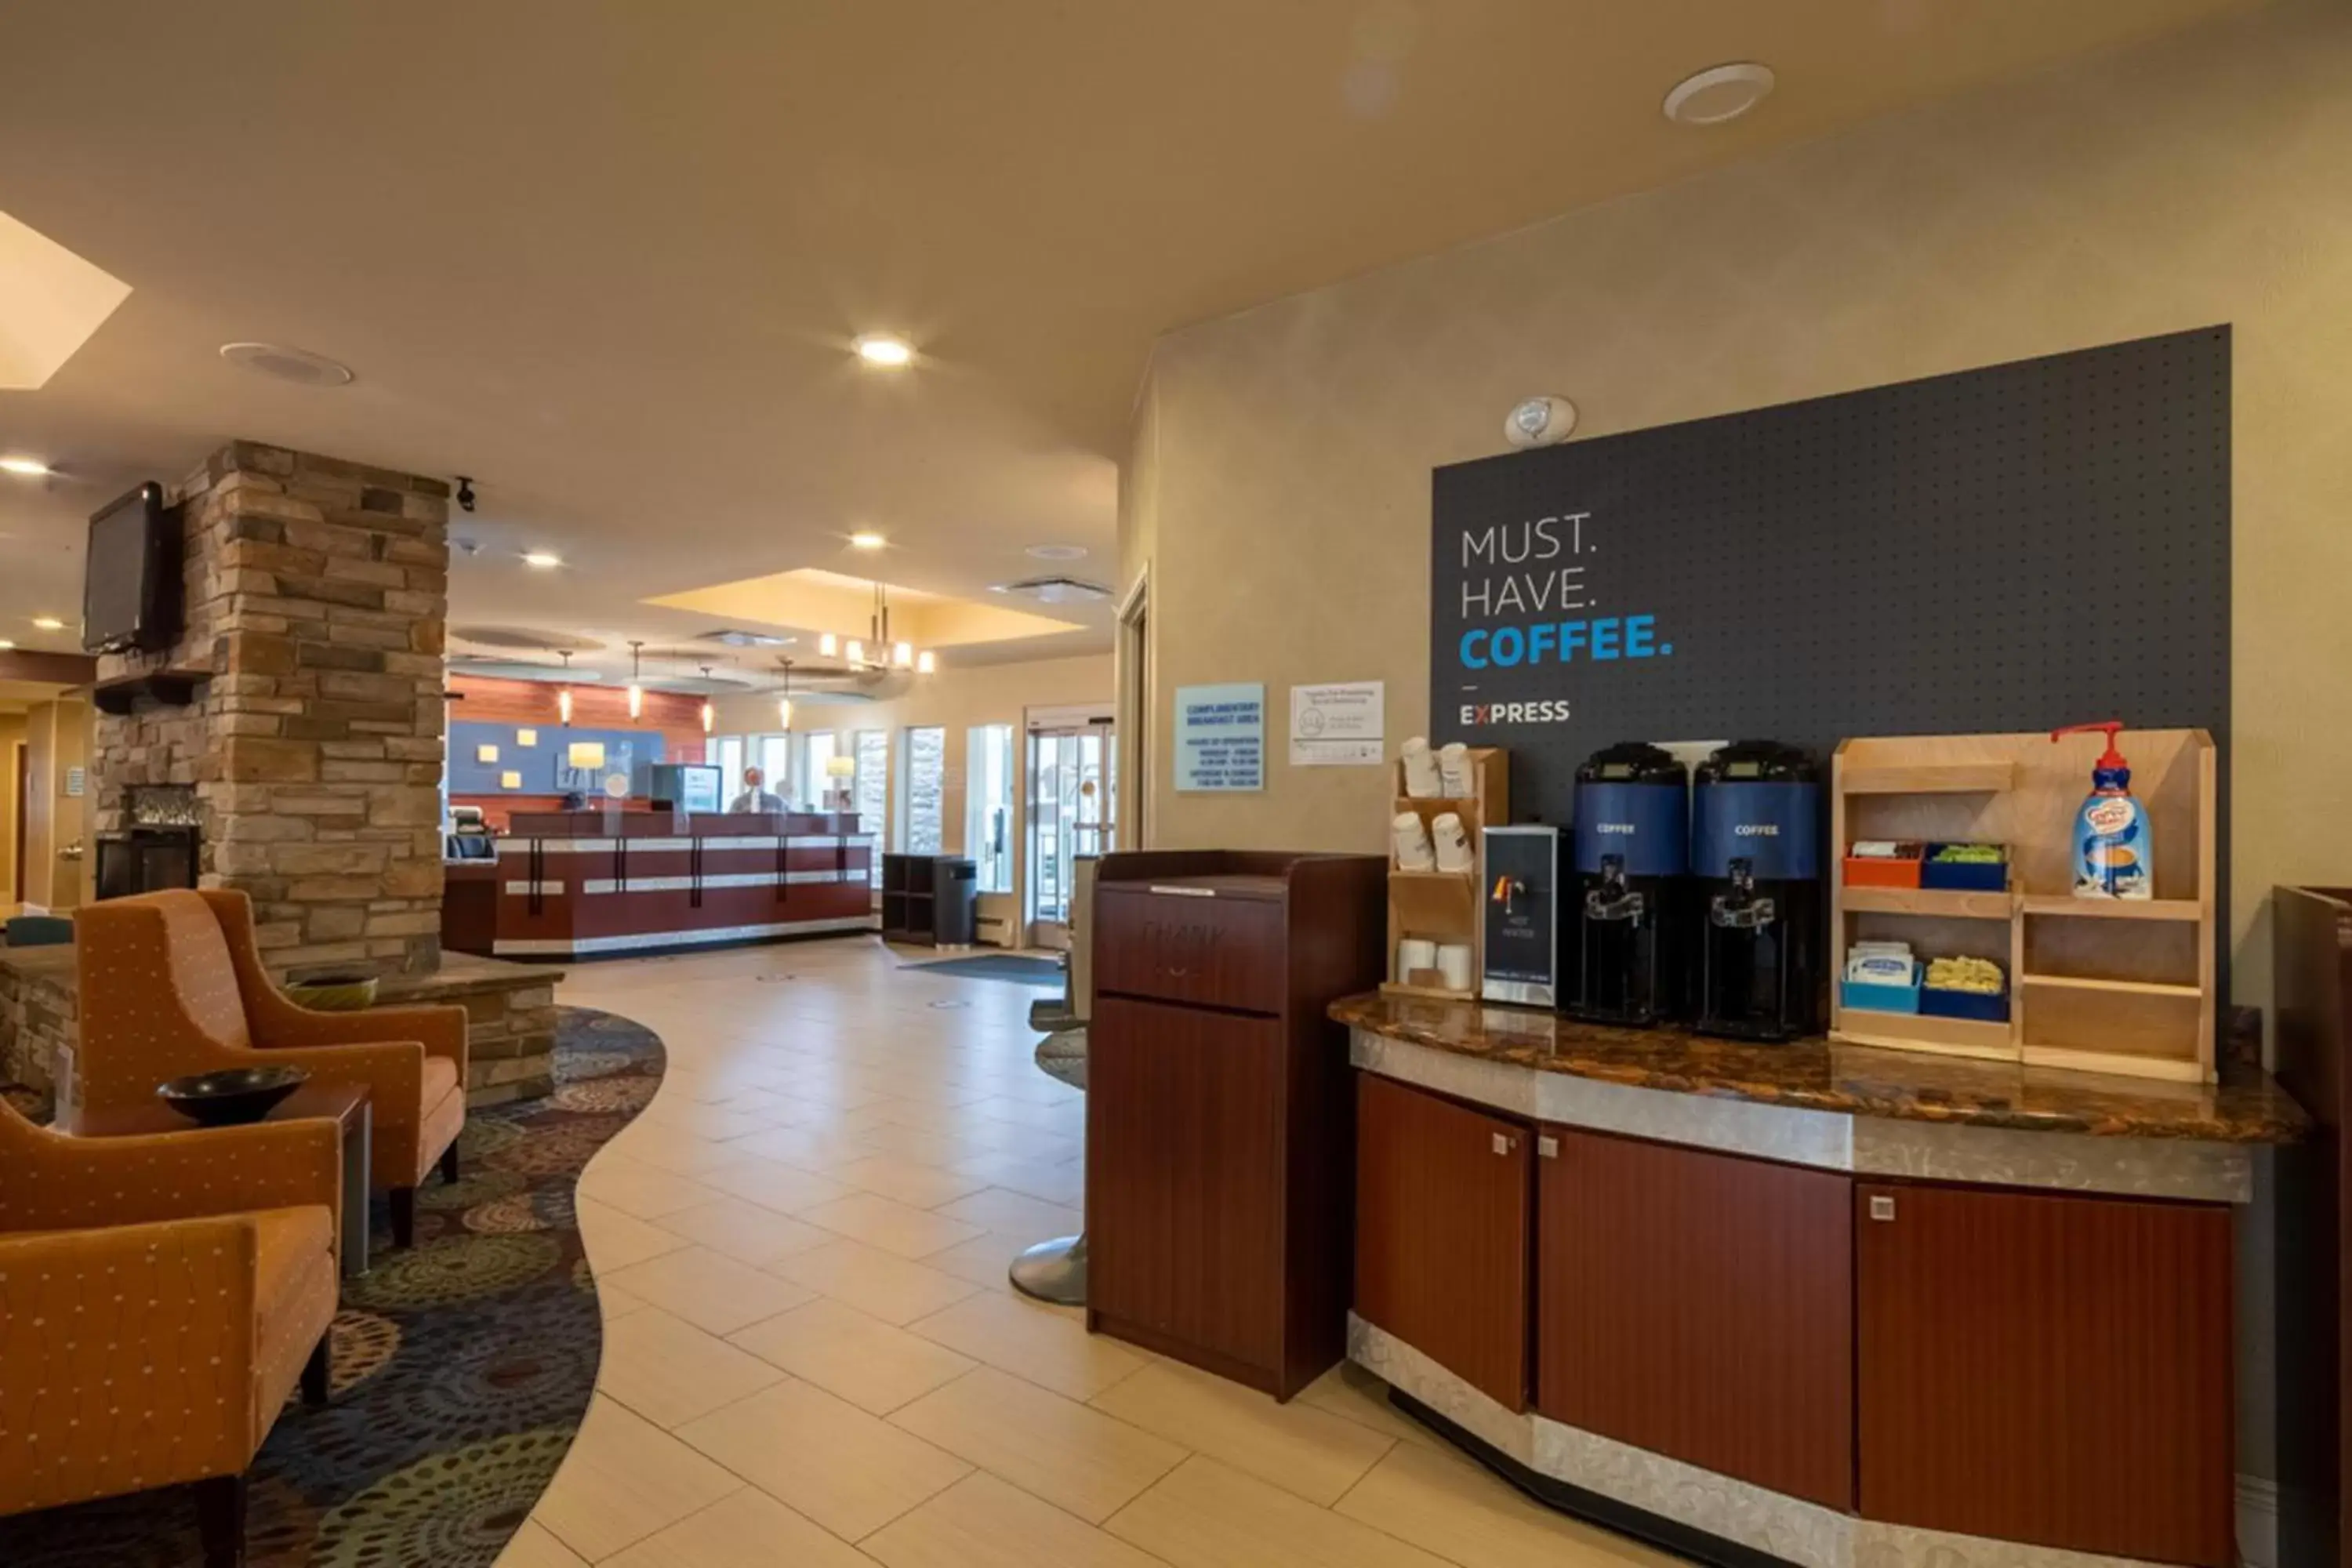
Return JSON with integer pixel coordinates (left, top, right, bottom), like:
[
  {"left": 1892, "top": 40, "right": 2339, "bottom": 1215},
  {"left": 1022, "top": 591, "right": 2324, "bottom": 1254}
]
[{"left": 729, "top": 765, "right": 784, "bottom": 814}]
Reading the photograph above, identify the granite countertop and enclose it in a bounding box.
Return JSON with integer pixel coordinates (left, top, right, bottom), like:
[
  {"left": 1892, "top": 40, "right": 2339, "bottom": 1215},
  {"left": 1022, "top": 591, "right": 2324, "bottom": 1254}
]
[{"left": 1333, "top": 992, "right": 2307, "bottom": 1144}]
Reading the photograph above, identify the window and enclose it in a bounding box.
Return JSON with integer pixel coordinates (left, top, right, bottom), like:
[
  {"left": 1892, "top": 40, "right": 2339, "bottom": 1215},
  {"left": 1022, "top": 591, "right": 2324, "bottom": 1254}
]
[
  {"left": 803, "top": 731, "right": 840, "bottom": 810},
  {"left": 900, "top": 726, "right": 946, "bottom": 855},
  {"left": 712, "top": 735, "right": 746, "bottom": 807},
  {"left": 854, "top": 731, "right": 887, "bottom": 884},
  {"left": 965, "top": 724, "right": 1014, "bottom": 892},
  {"left": 757, "top": 734, "right": 793, "bottom": 806}
]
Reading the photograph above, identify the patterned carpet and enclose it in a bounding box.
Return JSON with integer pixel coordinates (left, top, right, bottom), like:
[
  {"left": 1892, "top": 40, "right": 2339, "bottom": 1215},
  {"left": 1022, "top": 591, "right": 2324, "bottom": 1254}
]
[{"left": 0, "top": 1005, "right": 665, "bottom": 1567}]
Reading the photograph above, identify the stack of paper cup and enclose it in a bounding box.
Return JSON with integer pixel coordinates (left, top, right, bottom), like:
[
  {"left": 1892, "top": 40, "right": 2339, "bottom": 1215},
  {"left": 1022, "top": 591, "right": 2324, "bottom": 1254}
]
[
  {"left": 1436, "top": 943, "right": 1475, "bottom": 992},
  {"left": 1392, "top": 812, "right": 1436, "bottom": 872},
  {"left": 1397, "top": 938, "right": 1438, "bottom": 981},
  {"left": 1430, "top": 812, "right": 1475, "bottom": 874},
  {"left": 1438, "top": 742, "right": 1474, "bottom": 798},
  {"left": 1400, "top": 738, "right": 1443, "bottom": 799}
]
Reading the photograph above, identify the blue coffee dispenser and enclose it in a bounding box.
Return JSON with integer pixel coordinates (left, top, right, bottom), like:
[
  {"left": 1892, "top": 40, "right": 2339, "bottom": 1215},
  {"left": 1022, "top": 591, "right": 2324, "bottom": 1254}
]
[
  {"left": 1692, "top": 740, "right": 1824, "bottom": 1041},
  {"left": 1570, "top": 742, "right": 1690, "bottom": 1026}
]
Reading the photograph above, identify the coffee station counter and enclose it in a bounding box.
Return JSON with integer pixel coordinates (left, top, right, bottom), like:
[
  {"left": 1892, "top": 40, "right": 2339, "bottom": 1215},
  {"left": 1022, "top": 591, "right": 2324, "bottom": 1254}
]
[
  {"left": 441, "top": 808, "right": 875, "bottom": 960},
  {"left": 1335, "top": 989, "right": 2302, "bottom": 1568},
  {"left": 1334, "top": 990, "right": 2303, "bottom": 1145}
]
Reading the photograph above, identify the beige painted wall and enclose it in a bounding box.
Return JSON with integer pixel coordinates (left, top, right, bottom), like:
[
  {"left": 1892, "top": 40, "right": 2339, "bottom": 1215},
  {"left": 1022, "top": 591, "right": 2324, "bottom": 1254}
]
[
  {"left": 1125, "top": 0, "right": 2351, "bottom": 1028},
  {"left": 712, "top": 652, "right": 1114, "bottom": 936},
  {"left": 0, "top": 714, "right": 25, "bottom": 905},
  {"left": 20, "top": 697, "right": 93, "bottom": 911}
]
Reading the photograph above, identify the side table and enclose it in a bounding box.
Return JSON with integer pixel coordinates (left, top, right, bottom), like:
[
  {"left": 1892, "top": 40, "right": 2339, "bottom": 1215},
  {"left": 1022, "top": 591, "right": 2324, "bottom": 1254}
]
[{"left": 64, "top": 1082, "right": 375, "bottom": 1278}]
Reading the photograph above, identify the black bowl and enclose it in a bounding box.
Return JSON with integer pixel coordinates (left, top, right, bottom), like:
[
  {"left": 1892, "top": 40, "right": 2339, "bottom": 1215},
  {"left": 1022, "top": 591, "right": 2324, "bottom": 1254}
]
[{"left": 157, "top": 1066, "right": 310, "bottom": 1127}]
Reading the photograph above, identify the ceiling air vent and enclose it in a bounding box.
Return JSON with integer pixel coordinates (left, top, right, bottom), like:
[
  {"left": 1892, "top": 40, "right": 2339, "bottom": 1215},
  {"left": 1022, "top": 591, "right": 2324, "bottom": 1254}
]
[
  {"left": 694, "top": 628, "right": 796, "bottom": 648},
  {"left": 996, "top": 575, "right": 1112, "bottom": 605}
]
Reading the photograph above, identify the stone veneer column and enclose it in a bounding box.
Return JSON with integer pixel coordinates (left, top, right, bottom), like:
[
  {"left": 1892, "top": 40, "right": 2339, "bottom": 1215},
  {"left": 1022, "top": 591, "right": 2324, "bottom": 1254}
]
[{"left": 93, "top": 440, "right": 449, "bottom": 977}]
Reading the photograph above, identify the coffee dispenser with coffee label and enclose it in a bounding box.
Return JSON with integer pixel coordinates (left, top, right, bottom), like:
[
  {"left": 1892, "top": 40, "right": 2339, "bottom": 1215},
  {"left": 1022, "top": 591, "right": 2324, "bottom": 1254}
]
[
  {"left": 1569, "top": 742, "right": 1690, "bottom": 1026},
  {"left": 1692, "top": 740, "right": 1824, "bottom": 1041}
]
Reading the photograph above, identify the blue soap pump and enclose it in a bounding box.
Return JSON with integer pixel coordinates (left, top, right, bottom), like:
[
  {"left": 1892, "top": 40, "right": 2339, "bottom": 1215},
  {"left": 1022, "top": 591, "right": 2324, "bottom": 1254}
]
[{"left": 2050, "top": 721, "right": 2152, "bottom": 900}]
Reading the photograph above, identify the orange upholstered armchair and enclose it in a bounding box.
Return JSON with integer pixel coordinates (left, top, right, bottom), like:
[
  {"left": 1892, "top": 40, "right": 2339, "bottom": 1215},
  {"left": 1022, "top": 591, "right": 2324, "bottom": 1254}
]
[
  {"left": 74, "top": 887, "right": 470, "bottom": 1247},
  {"left": 0, "top": 1098, "right": 340, "bottom": 1566}
]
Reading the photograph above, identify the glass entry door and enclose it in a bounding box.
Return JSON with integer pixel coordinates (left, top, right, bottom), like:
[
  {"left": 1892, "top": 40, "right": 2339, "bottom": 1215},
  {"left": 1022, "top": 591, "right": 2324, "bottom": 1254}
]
[{"left": 1025, "top": 718, "right": 1116, "bottom": 948}]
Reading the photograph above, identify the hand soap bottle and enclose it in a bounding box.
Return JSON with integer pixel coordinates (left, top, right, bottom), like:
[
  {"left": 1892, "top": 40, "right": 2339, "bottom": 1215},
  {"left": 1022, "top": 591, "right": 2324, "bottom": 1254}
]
[{"left": 2050, "top": 721, "right": 2152, "bottom": 900}]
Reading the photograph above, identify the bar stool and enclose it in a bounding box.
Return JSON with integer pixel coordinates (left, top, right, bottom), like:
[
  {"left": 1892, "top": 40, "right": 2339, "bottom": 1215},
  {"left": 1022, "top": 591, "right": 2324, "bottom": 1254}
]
[{"left": 1009, "top": 1025, "right": 1087, "bottom": 1304}]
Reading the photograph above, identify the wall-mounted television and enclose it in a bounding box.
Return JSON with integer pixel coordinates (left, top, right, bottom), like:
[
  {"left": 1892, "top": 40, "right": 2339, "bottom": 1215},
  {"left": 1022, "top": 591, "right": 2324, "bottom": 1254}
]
[{"left": 82, "top": 481, "right": 183, "bottom": 654}]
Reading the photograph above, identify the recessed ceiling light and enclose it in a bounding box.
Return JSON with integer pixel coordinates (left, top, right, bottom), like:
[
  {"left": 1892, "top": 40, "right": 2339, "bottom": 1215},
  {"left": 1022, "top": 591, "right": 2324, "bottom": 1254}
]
[
  {"left": 0, "top": 456, "right": 52, "bottom": 477},
  {"left": 219, "top": 341, "right": 355, "bottom": 387},
  {"left": 849, "top": 532, "right": 887, "bottom": 550},
  {"left": 1662, "top": 62, "right": 1775, "bottom": 126},
  {"left": 31, "top": 615, "right": 66, "bottom": 631},
  {"left": 1025, "top": 543, "right": 1088, "bottom": 561},
  {"left": 523, "top": 551, "right": 562, "bottom": 568},
  {"left": 853, "top": 335, "right": 913, "bottom": 368}
]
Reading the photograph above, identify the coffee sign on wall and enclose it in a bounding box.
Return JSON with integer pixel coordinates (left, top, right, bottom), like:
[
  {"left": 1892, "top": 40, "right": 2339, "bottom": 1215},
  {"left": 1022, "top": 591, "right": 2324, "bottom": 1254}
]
[{"left": 1428, "top": 327, "right": 2231, "bottom": 830}]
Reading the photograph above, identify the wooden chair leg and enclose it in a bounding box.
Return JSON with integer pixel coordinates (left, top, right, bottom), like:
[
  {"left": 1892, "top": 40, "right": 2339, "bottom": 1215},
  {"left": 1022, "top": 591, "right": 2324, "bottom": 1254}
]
[
  {"left": 194, "top": 1472, "right": 249, "bottom": 1568},
  {"left": 441, "top": 1143, "right": 461, "bottom": 1185},
  {"left": 302, "top": 1328, "right": 332, "bottom": 1406},
  {"left": 390, "top": 1186, "right": 417, "bottom": 1249}
]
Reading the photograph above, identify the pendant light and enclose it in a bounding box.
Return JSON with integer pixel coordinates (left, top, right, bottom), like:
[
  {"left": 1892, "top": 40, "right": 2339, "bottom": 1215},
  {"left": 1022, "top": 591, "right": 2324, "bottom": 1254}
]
[
  {"left": 699, "top": 662, "right": 717, "bottom": 734},
  {"left": 916, "top": 649, "right": 936, "bottom": 674},
  {"left": 818, "top": 632, "right": 838, "bottom": 658},
  {"left": 626, "top": 640, "right": 644, "bottom": 720},
  {"left": 555, "top": 649, "right": 575, "bottom": 724},
  {"left": 776, "top": 658, "right": 794, "bottom": 731}
]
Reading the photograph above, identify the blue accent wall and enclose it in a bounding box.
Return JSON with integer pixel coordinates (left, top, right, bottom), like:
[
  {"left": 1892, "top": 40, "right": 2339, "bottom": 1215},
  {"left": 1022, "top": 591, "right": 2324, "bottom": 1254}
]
[{"left": 448, "top": 719, "right": 666, "bottom": 797}]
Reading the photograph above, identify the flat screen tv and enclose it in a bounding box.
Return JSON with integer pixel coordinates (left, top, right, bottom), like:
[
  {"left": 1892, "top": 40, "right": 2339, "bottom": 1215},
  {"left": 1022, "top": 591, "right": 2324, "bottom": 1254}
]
[{"left": 82, "top": 481, "right": 183, "bottom": 654}]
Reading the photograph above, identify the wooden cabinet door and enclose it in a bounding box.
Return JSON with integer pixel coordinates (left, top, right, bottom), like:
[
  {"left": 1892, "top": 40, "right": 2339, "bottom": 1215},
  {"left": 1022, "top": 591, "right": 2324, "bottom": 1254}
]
[
  {"left": 1857, "top": 1181, "right": 2234, "bottom": 1566},
  {"left": 1087, "top": 995, "right": 1286, "bottom": 1373},
  {"left": 1537, "top": 1128, "right": 1853, "bottom": 1511},
  {"left": 1354, "top": 1074, "right": 1530, "bottom": 1410}
]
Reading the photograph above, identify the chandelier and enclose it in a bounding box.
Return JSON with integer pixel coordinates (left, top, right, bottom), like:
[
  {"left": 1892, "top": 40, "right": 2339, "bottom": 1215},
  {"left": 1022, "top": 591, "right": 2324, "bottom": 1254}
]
[{"left": 815, "top": 580, "right": 935, "bottom": 675}]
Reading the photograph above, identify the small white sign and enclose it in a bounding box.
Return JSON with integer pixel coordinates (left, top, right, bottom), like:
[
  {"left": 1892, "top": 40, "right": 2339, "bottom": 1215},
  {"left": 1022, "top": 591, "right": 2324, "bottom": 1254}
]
[
  {"left": 63, "top": 766, "right": 85, "bottom": 797},
  {"left": 1289, "top": 681, "right": 1385, "bottom": 767}
]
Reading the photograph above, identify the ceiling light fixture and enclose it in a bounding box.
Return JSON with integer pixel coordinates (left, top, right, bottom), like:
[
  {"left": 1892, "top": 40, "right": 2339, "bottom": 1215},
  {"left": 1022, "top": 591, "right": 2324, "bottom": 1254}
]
[
  {"left": 1024, "top": 543, "right": 1087, "bottom": 561},
  {"left": 0, "top": 456, "right": 52, "bottom": 477},
  {"left": 1662, "top": 62, "right": 1775, "bottom": 125},
  {"left": 776, "top": 659, "right": 795, "bottom": 731},
  {"left": 626, "top": 640, "right": 645, "bottom": 720},
  {"left": 853, "top": 335, "right": 913, "bottom": 368},
  {"left": 556, "top": 649, "right": 576, "bottom": 724},
  {"left": 31, "top": 615, "right": 65, "bottom": 631},
  {"left": 699, "top": 662, "right": 717, "bottom": 734},
  {"left": 218, "top": 341, "right": 356, "bottom": 387},
  {"left": 818, "top": 632, "right": 839, "bottom": 658},
  {"left": 916, "top": 650, "right": 936, "bottom": 675},
  {"left": 849, "top": 532, "right": 887, "bottom": 550},
  {"left": 523, "top": 551, "right": 562, "bottom": 568}
]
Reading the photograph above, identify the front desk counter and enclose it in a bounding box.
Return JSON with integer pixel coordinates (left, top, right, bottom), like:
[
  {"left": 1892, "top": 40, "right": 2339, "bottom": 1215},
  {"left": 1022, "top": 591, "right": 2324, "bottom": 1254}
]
[
  {"left": 443, "top": 808, "right": 875, "bottom": 960},
  {"left": 1335, "top": 991, "right": 2304, "bottom": 1568}
]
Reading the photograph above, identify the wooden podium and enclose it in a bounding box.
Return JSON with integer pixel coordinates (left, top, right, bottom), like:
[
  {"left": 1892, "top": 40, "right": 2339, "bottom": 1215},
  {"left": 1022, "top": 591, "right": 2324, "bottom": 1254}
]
[{"left": 1084, "top": 849, "right": 1385, "bottom": 1399}]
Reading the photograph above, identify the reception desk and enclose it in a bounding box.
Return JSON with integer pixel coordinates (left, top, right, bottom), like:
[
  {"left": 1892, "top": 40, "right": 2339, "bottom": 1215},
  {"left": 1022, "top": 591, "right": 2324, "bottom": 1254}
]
[
  {"left": 444, "top": 809, "right": 876, "bottom": 960},
  {"left": 1336, "top": 992, "right": 2304, "bottom": 1568}
]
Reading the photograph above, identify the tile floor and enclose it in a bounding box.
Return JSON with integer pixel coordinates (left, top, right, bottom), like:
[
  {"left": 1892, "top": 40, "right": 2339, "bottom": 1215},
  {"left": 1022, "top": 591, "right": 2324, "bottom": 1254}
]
[{"left": 512, "top": 938, "right": 1671, "bottom": 1568}]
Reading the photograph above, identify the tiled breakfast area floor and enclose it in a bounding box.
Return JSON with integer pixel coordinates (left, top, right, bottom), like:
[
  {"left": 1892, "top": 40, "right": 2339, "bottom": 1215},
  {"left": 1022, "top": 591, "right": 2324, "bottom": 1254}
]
[{"left": 505, "top": 938, "right": 1668, "bottom": 1568}]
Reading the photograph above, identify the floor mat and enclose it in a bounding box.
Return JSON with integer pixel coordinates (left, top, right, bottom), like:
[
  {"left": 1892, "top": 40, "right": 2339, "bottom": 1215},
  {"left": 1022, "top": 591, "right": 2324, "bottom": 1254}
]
[
  {"left": 906, "top": 952, "right": 1065, "bottom": 987},
  {"left": 0, "top": 1005, "right": 666, "bottom": 1568}
]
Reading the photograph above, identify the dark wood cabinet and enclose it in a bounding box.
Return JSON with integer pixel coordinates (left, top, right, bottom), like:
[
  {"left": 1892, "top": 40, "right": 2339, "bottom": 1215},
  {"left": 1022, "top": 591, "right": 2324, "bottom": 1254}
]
[
  {"left": 1089, "top": 994, "right": 1287, "bottom": 1373},
  {"left": 1087, "top": 851, "right": 1385, "bottom": 1399},
  {"left": 1354, "top": 1073, "right": 1530, "bottom": 1410},
  {"left": 1856, "top": 1180, "right": 2234, "bottom": 1567},
  {"left": 1535, "top": 1127, "right": 1854, "bottom": 1511}
]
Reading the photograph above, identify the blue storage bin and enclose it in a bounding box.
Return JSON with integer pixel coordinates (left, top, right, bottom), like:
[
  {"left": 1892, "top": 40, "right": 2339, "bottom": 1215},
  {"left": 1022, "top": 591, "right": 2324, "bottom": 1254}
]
[
  {"left": 1841, "top": 975, "right": 1921, "bottom": 1015},
  {"left": 1921, "top": 845, "right": 2009, "bottom": 892},
  {"left": 1920, "top": 985, "right": 2010, "bottom": 1023}
]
